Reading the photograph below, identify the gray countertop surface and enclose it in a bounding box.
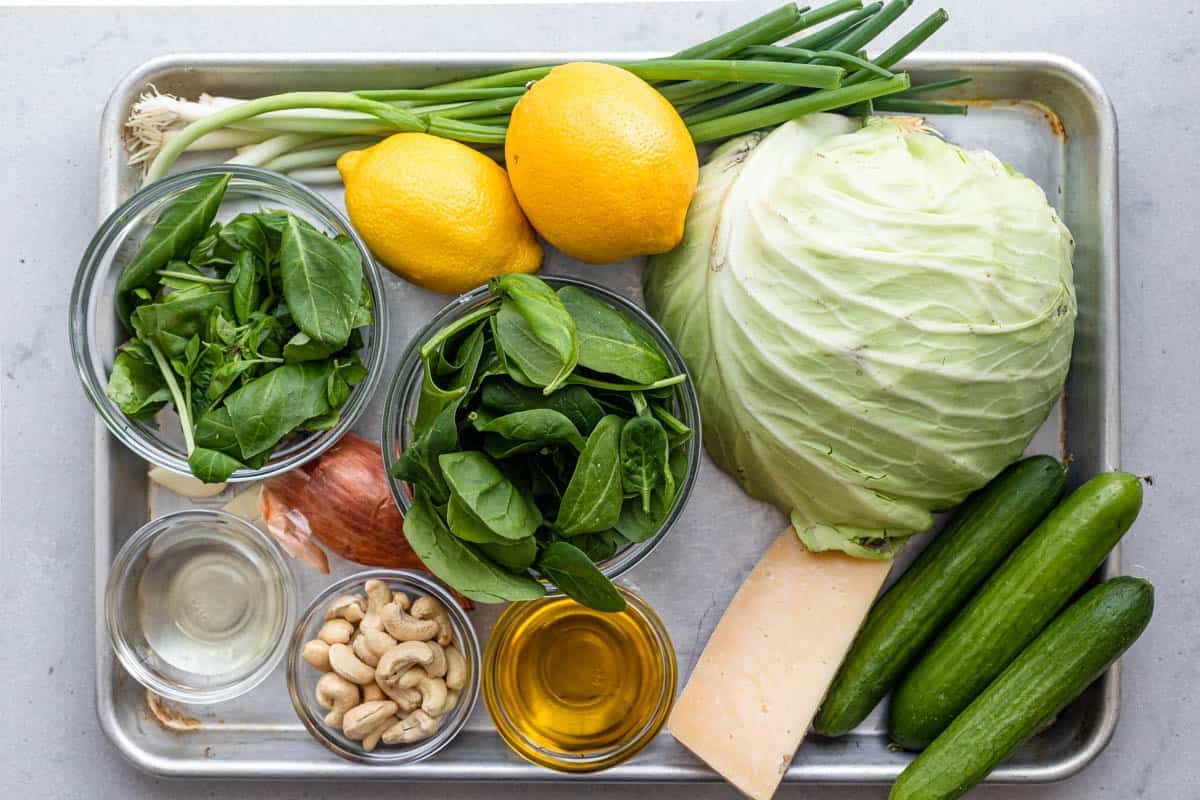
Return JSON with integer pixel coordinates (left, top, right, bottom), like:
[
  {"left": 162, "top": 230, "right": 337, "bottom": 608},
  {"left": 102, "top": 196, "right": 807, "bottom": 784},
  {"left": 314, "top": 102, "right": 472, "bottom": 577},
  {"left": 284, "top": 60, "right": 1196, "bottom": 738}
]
[{"left": 1, "top": 2, "right": 1197, "bottom": 798}]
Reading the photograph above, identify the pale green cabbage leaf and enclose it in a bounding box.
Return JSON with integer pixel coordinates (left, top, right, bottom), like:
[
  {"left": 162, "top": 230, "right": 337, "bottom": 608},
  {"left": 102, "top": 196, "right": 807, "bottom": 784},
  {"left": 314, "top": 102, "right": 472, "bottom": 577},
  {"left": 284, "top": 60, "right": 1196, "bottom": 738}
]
[{"left": 644, "top": 115, "right": 1076, "bottom": 558}]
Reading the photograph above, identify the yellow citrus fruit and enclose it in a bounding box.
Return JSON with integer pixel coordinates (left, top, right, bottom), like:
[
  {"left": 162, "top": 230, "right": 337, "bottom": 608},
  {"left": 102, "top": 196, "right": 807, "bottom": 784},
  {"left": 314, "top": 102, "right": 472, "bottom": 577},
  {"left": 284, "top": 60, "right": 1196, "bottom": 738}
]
[
  {"left": 337, "top": 132, "right": 542, "bottom": 295},
  {"left": 504, "top": 62, "right": 699, "bottom": 265}
]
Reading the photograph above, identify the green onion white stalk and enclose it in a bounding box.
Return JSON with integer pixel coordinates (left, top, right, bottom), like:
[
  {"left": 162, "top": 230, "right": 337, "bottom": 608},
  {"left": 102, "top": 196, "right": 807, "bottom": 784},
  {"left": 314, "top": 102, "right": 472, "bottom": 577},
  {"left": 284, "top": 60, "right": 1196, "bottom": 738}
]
[{"left": 126, "top": 0, "right": 963, "bottom": 185}]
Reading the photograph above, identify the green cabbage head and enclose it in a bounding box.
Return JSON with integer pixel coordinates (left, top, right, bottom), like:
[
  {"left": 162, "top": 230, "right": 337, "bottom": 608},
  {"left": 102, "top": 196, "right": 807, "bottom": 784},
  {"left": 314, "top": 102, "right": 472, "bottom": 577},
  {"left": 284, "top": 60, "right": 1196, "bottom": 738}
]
[{"left": 644, "top": 115, "right": 1076, "bottom": 558}]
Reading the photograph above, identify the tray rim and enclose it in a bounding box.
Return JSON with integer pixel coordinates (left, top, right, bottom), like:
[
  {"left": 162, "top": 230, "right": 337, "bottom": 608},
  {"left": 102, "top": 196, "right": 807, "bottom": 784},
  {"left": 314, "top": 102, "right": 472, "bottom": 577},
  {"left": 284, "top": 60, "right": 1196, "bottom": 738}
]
[{"left": 93, "top": 49, "right": 1121, "bottom": 783}]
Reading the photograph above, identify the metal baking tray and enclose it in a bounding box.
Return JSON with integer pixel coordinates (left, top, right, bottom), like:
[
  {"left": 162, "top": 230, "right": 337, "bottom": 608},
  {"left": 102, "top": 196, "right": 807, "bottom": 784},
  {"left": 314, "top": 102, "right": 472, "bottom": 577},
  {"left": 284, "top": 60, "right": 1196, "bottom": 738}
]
[{"left": 94, "top": 51, "right": 1120, "bottom": 783}]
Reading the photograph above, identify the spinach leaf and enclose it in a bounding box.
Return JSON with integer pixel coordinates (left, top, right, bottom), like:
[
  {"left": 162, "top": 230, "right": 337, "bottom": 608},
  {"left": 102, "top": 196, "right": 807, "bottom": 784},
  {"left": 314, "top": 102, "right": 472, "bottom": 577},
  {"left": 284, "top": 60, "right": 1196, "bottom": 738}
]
[
  {"left": 481, "top": 379, "right": 603, "bottom": 434},
  {"left": 446, "top": 494, "right": 508, "bottom": 543},
  {"left": 488, "top": 274, "right": 577, "bottom": 393},
  {"left": 403, "top": 487, "right": 545, "bottom": 603},
  {"left": 572, "top": 529, "right": 627, "bottom": 563},
  {"left": 391, "top": 398, "right": 461, "bottom": 503},
  {"left": 482, "top": 435, "right": 553, "bottom": 460},
  {"left": 229, "top": 250, "right": 260, "bottom": 325},
  {"left": 105, "top": 345, "right": 170, "bottom": 419},
  {"left": 187, "top": 447, "right": 244, "bottom": 483},
  {"left": 415, "top": 323, "right": 484, "bottom": 430},
  {"left": 478, "top": 535, "right": 538, "bottom": 572},
  {"left": 557, "top": 286, "right": 671, "bottom": 384},
  {"left": 117, "top": 174, "right": 230, "bottom": 319},
  {"left": 555, "top": 415, "right": 625, "bottom": 535},
  {"left": 615, "top": 448, "right": 688, "bottom": 542},
  {"left": 474, "top": 409, "right": 585, "bottom": 451},
  {"left": 224, "top": 360, "right": 335, "bottom": 459},
  {"left": 536, "top": 541, "right": 625, "bottom": 612},
  {"left": 620, "top": 415, "right": 670, "bottom": 512},
  {"left": 279, "top": 213, "right": 362, "bottom": 346},
  {"left": 438, "top": 451, "right": 542, "bottom": 540}
]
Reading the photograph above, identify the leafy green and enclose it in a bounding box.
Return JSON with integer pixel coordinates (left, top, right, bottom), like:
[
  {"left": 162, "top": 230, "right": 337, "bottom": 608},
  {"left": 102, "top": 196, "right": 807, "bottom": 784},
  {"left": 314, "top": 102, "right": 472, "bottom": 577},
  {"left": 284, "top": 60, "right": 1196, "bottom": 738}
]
[
  {"left": 390, "top": 398, "right": 461, "bottom": 504},
  {"left": 438, "top": 451, "right": 542, "bottom": 540},
  {"left": 279, "top": 213, "right": 362, "bottom": 346},
  {"left": 489, "top": 274, "right": 578, "bottom": 393},
  {"left": 228, "top": 251, "right": 260, "bottom": 325},
  {"left": 116, "top": 174, "right": 230, "bottom": 322},
  {"left": 480, "top": 380, "right": 603, "bottom": 434},
  {"left": 557, "top": 286, "right": 670, "bottom": 383},
  {"left": 105, "top": 344, "right": 170, "bottom": 419},
  {"left": 224, "top": 361, "right": 335, "bottom": 459},
  {"left": 556, "top": 415, "right": 625, "bottom": 535},
  {"left": 403, "top": 487, "right": 545, "bottom": 603},
  {"left": 478, "top": 535, "right": 538, "bottom": 572},
  {"left": 615, "top": 448, "right": 688, "bottom": 542},
  {"left": 537, "top": 541, "right": 625, "bottom": 612},
  {"left": 474, "top": 409, "right": 585, "bottom": 451},
  {"left": 620, "top": 415, "right": 671, "bottom": 512},
  {"left": 188, "top": 447, "right": 245, "bottom": 483}
]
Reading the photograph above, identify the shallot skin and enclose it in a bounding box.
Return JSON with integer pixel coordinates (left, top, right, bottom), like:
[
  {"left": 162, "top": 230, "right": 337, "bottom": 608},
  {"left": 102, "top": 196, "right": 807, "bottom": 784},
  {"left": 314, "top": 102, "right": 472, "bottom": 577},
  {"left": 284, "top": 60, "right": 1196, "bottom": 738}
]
[{"left": 261, "top": 434, "right": 422, "bottom": 572}]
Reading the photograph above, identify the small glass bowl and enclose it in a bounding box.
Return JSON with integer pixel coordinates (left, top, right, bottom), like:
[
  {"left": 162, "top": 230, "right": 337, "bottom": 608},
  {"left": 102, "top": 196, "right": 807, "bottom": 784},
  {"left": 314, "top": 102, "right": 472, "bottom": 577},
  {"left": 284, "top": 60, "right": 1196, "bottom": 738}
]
[
  {"left": 70, "top": 165, "right": 388, "bottom": 482},
  {"left": 381, "top": 276, "right": 702, "bottom": 592},
  {"left": 105, "top": 509, "right": 297, "bottom": 704},
  {"left": 482, "top": 587, "right": 677, "bottom": 772},
  {"left": 286, "top": 569, "right": 481, "bottom": 765}
]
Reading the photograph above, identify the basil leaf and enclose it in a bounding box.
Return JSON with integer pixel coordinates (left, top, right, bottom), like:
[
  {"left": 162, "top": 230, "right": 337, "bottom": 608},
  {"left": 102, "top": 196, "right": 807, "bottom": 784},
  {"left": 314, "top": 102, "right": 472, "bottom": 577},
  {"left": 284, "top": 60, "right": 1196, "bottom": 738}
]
[
  {"left": 224, "top": 361, "right": 335, "bottom": 458},
  {"left": 557, "top": 286, "right": 671, "bottom": 383},
  {"left": 231, "top": 250, "right": 260, "bottom": 325},
  {"left": 481, "top": 379, "right": 603, "bottom": 434},
  {"left": 193, "top": 406, "right": 238, "bottom": 452},
  {"left": 279, "top": 213, "right": 362, "bottom": 346},
  {"left": 105, "top": 348, "right": 170, "bottom": 419},
  {"left": 131, "top": 290, "right": 234, "bottom": 358},
  {"left": 474, "top": 409, "right": 585, "bottom": 451},
  {"left": 404, "top": 487, "right": 545, "bottom": 604},
  {"left": 283, "top": 331, "right": 340, "bottom": 362},
  {"left": 438, "top": 451, "right": 542, "bottom": 540},
  {"left": 187, "top": 446, "right": 245, "bottom": 484},
  {"left": 117, "top": 174, "right": 231, "bottom": 319},
  {"left": 488, "top": 274, "right": 577, "bottom": 393},
  {"left": 556, "top": 415, "right": 625, "bottom": 535},
  {"left": 219, "top": 213, "right": 270, "bottom": 259},
  {"left": 620, "top": 415, "right": 670, "bottom": 512},
  {"left": 536, "top": 541, "right": 625, "bottom": 612}
]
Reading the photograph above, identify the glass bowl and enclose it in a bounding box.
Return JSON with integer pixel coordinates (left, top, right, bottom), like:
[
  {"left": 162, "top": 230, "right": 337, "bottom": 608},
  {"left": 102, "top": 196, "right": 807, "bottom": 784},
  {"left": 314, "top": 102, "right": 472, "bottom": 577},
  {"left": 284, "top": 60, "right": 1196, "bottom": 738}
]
[
  {"left": 286, "top": 569, "right": 481, "bottom": 765},
  {"left": 381, "top": 275, "right": 701, "bottom": 593},
  {"left": 481, "top": 586, "right": 677, "bottom": 772},
  {"left": 105, "top": 509, "right": 297, "bottom": 704},
  {"left": 70, "top": 164, "right": 388, "bottom": 482}
]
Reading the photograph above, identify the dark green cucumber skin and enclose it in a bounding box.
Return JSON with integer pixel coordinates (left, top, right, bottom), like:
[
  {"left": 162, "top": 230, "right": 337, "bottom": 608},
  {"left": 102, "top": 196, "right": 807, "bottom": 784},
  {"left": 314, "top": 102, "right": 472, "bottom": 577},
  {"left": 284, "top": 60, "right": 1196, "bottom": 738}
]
[
  {"left": 890, "top": 577, "right": 1154, "bottom": 800},
  {"left": 888, "top": 471, "right": 1143, "bottom": 750},
  {"left": 814, "top": 456, "right": 1067, "bottom": 737}
]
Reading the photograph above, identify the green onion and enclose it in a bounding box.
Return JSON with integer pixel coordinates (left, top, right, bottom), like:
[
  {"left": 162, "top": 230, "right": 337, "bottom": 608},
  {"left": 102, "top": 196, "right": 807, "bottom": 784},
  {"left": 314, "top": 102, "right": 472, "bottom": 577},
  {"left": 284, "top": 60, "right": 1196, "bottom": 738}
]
[
  {"left": 895, "top": 76, "right": 972, "bottom": 96},
  {"left": 353, "top": 87, "right": 524, "bottom": 102},
  {"left": 843, "top": 7, "right": 948, "bottom": 85},
  {"left": 874, "top": 98, "right": 966, "bottom": 114},
  {"left": 627, "top": 59, "right": 845, "bottom": 89},
  {"left": 688, "top": 73, "right": 909, "bottom": 142},
  {"left": 669, "top": 3, "right": 813, "bottom": 59},
  {"left": 738, "top": 46, "right": 895, "bottom": 77}
]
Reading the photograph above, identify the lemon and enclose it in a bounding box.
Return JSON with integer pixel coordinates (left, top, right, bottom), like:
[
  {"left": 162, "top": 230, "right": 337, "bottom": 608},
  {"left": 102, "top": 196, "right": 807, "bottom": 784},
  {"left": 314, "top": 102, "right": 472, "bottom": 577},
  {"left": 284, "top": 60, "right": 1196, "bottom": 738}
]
[
  {"left": 337, "top": 133, "right": 542, "bottom": 295},
  {"left": 505, "top": 62, "right": 699, "bottom": 265}
]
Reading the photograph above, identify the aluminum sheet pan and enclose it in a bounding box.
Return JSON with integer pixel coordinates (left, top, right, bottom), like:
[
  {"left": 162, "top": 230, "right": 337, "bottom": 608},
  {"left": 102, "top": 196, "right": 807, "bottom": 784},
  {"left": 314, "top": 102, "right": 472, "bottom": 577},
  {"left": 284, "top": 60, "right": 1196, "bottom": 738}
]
[{"left": 93, "top": 51, "right": 1120, "bottom": 783}]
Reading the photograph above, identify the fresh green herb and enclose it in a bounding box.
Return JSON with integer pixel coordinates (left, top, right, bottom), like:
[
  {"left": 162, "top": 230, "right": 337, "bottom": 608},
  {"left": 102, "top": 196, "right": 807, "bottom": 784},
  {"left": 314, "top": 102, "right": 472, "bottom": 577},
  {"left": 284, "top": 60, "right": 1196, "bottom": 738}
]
[
  {"left": 394, "top": 276, "right": 691, "bottom": 611},
  {"left": 104, "top": 174, "right": 372, "bottom": 482}
]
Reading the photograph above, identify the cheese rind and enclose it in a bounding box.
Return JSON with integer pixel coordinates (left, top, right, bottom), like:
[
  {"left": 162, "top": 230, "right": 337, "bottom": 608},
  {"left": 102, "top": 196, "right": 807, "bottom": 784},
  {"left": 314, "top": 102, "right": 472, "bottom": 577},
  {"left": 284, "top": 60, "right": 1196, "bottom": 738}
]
[{"left": 668, "top": 529, "right": 892, "bottom": 800}]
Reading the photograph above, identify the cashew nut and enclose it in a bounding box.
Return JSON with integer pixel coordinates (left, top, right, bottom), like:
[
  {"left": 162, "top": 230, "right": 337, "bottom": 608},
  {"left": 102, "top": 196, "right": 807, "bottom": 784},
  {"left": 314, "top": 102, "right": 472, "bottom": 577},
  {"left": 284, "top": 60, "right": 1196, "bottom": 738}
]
[
  {"left": 396, "top": 666, "right": 428, "bottom": 690},
  {"left": 362, "top": 682, "right": 384, "bottom": 702},
  {"left": 381, "top": 600, "right": 438, "bottom": 642},
  {"left": 315, "top": 672, "right": 359, "bottom": 728},
  {"left": 328, "top": 643, "right": 376, "bottom": 685},
  {"left": 364, "top": 579, "right": 394, "bottom": 614},
  {"left": 444, "top": 645, "right": 467, "bottom": 691},
  {"left": 302, "top": 639, "right": 331, "bottom": 672},
  {"left": 411, "top": 595, "right": 454, "bottom": 647},
  {"left": 317, "top": 618, "right": 354, "bottom": 645},
  {"left": 364, "top": 629, "right": 397, "bottom": 659},
  {"left": 416, "top": 675, "right": 449, "bottom": 716},
  {"left": 388, "top": 686, "right": 423, "bottom": 713},
  {"left": 382, "top": 709, "right": 440, "bottom": 745},
  {"left": 425, "top": 641, "right": 448, "bottom": 679},
  {"left": 376, "top": 641, "right": 434, "bottom": 687},
  {"left": 443, "top": 689, "right": 460, "bottom": 714},
  {"left": 342, "top": 700, "right": 399, "bottom": 751},
  {"left": 352, "top": 633, "right": 380, "bottom": 668},
  {"left": 325, "top": 594, "right": 366, "bottom": 624}
]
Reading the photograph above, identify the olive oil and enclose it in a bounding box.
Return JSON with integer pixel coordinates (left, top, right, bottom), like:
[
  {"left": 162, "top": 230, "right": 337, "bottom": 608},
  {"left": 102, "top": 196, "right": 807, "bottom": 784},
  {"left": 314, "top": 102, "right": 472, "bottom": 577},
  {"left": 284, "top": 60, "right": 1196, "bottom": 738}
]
[{"left": 484, "top": 590, "right": 676, "bottom": 771}]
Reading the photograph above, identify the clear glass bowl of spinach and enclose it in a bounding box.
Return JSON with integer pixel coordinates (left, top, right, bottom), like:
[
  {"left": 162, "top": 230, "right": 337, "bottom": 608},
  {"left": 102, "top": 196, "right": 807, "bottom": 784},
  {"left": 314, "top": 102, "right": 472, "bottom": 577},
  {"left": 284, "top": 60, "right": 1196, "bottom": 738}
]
[
  {"left": 71, "top": 165, "right": 387, "bottom": 482},
  {"left": 382, "top": 275, "right": 701, "bottom": 612}
]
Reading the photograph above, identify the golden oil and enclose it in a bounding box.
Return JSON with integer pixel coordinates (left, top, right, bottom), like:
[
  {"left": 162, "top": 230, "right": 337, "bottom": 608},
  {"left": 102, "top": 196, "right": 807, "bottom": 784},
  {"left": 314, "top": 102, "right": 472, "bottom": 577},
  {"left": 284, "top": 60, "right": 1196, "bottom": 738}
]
[{"left": 483, "top": 589, "right": 677, "bottom": 772}]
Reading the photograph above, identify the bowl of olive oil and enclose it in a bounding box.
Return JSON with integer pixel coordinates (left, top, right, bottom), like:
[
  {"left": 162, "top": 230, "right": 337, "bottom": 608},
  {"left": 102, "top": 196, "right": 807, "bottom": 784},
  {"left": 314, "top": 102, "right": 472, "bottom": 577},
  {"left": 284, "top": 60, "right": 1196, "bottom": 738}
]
[{"left": 482, "top": 587, "right": 676, "bottom": 772}]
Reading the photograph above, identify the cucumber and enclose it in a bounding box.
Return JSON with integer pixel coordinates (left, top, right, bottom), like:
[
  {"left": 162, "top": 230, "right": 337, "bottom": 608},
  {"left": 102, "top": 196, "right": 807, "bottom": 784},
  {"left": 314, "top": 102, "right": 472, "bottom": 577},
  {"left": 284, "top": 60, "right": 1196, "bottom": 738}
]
[
  {"left": 888, "top": 471, "right": 1142, "bottom": 750},
  {"left": 814, "top": 456, "right": 1066, "bottom": 737},
  {"left": 890, "top": 576, "right": 1154, "bottom": 800}
]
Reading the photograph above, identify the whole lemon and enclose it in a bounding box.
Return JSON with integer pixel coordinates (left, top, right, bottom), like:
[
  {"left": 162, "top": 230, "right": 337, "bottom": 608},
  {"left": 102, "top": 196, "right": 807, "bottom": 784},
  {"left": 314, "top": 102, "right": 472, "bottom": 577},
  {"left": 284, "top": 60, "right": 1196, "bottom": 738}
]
[
  {"left": 337, "top": 133, "right": 542, "bottom": 294},
  {"left": 505, "top": 62, "right": 699, "bottom": 265}
]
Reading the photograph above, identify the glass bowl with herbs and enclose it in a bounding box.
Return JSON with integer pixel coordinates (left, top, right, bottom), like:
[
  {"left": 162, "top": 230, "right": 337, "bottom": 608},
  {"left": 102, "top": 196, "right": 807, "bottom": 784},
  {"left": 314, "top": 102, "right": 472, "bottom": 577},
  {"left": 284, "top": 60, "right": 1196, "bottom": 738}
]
[
  {"left": 71, "top": 165, "right": 387, "bottom": 483},
  {"left": 382, "top": 274, "right": 701, "bottom": 613}
]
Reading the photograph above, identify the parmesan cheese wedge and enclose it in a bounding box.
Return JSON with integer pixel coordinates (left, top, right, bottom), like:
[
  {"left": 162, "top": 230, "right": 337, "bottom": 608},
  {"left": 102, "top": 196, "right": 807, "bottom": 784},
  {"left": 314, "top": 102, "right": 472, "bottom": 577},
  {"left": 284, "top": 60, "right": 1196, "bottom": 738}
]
[{"left": 668, "top": 529, "right": 892, "bottom": 800}]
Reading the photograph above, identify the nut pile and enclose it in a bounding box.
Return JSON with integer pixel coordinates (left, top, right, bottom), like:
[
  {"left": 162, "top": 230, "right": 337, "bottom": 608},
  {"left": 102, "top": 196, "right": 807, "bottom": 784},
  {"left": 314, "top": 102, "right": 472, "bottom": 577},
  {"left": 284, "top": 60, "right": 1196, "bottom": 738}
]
[{"left": 303, "top": 579, "right": 467, "bottom": 750}]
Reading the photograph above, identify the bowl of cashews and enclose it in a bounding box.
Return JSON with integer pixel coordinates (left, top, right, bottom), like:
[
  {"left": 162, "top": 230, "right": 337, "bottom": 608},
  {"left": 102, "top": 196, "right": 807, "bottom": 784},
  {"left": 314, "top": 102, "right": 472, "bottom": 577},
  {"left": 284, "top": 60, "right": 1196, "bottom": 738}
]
[{"left": 286, "top": 569, "right": 480, "bottom": 764}]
